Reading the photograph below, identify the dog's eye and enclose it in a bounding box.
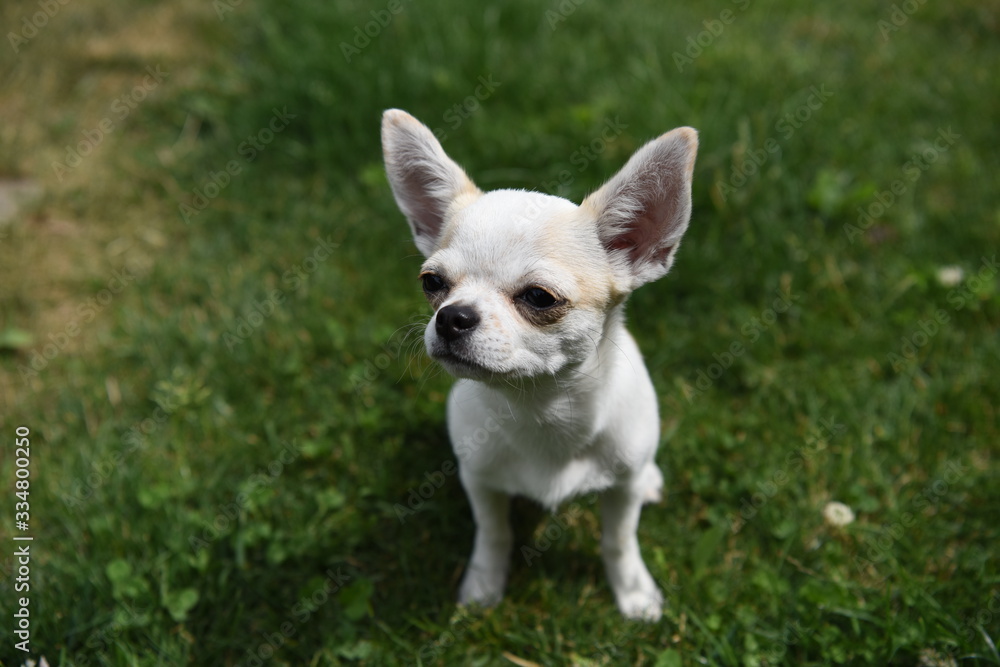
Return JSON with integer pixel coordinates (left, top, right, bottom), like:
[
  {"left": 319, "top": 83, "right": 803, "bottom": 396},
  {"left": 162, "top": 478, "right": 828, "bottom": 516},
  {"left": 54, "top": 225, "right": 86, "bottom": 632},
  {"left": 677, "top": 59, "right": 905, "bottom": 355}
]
[
  {"left": 520, "top": 287, "right": 558, "bottom": 309},
  {"left": 421, "top": 273, "right": 447, "bottom": 293}
]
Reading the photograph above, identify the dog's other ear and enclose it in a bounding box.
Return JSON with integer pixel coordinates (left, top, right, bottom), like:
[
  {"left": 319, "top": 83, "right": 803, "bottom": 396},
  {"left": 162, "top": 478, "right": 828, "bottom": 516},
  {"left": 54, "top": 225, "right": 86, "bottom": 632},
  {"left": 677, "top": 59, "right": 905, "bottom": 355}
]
[
  {"left": 382, "top": 109, "right": 482, "bottom": 257},
  {"left": 582, "top": 127, "right": 698, "bottom": 289}
]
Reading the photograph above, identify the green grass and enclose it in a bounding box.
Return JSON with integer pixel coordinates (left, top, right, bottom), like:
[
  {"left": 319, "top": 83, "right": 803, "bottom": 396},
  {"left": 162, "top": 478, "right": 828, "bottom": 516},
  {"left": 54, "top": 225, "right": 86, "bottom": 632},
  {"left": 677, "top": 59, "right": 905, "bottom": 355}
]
[{"left": 1, "top": 0, "right": 999, "bottom": 664}]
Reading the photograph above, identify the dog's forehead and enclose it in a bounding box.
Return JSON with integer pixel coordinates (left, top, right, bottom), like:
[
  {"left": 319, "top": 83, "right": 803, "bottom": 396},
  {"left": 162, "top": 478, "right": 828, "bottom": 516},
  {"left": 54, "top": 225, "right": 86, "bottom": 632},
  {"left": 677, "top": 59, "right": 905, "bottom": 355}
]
[
  {"left": 439, "top": 190, "right": 587, "bottom": 271},
  {"left": 460, "top": 189, "right": 577, "bottom": 236}
]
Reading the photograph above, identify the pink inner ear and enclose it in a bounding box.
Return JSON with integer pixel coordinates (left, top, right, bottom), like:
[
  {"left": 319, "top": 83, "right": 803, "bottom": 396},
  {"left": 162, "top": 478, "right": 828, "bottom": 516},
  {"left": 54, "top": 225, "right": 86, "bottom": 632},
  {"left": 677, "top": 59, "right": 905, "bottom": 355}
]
[
  {"left": 588, "top": 127, "right": 697, "bottom": 281},
  {"left": 602, "top": 167, "right": 686, "bottom": 266},
  {"left": 400, "top": 167, "right": 451, "bottom": 241},
  {"left": 383, "top": 110, "right": 479, "bottom": 254}
]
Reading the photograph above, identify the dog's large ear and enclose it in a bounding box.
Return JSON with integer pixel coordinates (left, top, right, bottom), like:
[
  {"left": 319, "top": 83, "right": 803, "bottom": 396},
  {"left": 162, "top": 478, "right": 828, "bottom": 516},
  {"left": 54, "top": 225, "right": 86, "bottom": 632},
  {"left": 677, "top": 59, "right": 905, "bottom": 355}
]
[
  {"left": 382, "top": 109, "right": 482, "bottom": 257},
  {"left": 582, "top": 127, "right": 698, "bottom": 289}
]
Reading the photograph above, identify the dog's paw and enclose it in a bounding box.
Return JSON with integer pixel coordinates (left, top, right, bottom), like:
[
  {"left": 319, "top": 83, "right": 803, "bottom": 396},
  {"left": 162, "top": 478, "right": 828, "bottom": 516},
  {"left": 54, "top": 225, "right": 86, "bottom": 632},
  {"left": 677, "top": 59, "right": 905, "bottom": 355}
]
[
  {"left": 642, "top": 485, "right": 663, "bottom": 504},
  {"left": 615, "top": 583, "right": 664, "bottom": 622},
  {"left": 458, "top": 566, "right": 506, "bottom": 609},
  {"left": 607, "top": 559, "right": 664, "bottom": 622},
  {"left": 640, "top": 463, "right": 664, "bottom": 504}
]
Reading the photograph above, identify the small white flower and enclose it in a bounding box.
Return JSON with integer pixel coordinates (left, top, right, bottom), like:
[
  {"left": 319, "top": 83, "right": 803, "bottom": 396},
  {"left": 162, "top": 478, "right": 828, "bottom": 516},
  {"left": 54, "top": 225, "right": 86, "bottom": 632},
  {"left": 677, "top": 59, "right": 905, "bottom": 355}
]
[
  {"left": 937, "top": 266, "right": 964, "bottom": 287},
  {"left": 822, "top": 501, "right": 855, "bottom": 527},
  {"left": 918, "top": 648, "right": 958, "bottom": 667}
]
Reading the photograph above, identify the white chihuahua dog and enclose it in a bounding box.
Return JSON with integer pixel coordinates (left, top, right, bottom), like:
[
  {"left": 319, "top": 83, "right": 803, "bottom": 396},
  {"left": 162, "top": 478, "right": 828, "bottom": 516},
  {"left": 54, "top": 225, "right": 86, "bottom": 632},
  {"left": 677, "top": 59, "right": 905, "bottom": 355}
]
[{"left": 382, "top": 109, "right": 697, "bottom": 621}]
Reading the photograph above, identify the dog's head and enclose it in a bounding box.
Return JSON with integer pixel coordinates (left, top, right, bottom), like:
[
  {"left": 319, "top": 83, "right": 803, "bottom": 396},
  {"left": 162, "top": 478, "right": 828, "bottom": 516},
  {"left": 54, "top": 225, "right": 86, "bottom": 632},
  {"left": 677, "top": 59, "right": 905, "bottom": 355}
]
[{"left": 382, "top": 109, "right": 697, "bottom": 382}]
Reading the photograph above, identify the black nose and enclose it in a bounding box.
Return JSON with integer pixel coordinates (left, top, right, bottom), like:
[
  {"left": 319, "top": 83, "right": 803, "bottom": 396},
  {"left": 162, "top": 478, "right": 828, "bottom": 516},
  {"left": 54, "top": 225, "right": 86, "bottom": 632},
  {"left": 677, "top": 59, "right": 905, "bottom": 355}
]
[{"left": 435, "top": 304, "right": 480, "bottom": 342}]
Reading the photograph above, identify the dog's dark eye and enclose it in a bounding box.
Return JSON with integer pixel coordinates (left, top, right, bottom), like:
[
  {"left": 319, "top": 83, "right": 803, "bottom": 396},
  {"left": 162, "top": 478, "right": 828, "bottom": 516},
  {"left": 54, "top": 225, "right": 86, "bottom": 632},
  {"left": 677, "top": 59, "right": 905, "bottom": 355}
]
[
  {"left": 520, "top": 287, "right": 558, "bottom": 309},
  {"left": 421, "top": 273, "right": 447, "bottom": 293}
]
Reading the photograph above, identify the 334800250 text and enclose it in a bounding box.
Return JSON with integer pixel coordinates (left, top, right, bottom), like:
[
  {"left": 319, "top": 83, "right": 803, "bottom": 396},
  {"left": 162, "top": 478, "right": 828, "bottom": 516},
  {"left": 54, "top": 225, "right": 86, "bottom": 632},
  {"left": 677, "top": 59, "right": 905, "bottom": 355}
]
[
  {"left": 14, "top": 426, "right": 31, "bottom": 531},
  {"left": 13, "top": 425, "right": 33, "bottom": 654}
]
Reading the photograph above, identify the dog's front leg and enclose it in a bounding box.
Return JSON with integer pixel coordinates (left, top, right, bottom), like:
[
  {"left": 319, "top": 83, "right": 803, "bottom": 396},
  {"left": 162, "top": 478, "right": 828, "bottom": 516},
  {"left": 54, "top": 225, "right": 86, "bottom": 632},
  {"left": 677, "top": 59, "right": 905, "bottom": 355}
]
[
  {"left": 601, "top": 484, "right": 664, "bottom": 621},
  {"left": 457, "top": 481, "right": 512, "bottom": 608}
]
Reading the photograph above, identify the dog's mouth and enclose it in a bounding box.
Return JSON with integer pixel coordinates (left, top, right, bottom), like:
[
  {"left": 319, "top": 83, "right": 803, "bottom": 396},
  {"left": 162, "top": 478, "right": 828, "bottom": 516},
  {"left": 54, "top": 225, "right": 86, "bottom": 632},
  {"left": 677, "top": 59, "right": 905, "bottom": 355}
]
[
  {"left": 429, "top": 342, "right": 513, "bottom": 381},
  {"left": 433, "top": 349, "right": 495, "bottom": 378}
]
